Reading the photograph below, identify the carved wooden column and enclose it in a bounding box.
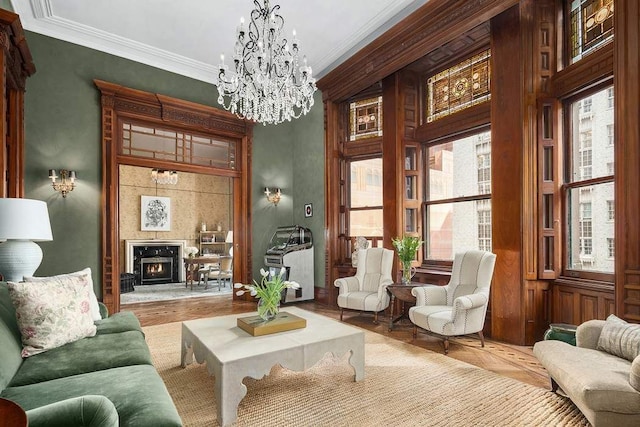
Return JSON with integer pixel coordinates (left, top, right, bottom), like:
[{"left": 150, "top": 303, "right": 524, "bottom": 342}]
[
  {"left": 490, "top": 5, "right": 526, "bottom": 345},
  {"left": 0, "top": 9, "right": 35, "bottom": 197}
]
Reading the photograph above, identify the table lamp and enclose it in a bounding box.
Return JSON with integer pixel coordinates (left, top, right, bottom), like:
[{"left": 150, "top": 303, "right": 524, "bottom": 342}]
[{"left": 0, "top": 198, "right": 53, "bottom": 282}]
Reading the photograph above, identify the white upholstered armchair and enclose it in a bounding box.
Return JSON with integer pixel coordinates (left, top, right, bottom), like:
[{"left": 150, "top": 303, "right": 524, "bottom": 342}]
[
  {"left": 409, "top": 250, "right": 496, "bottom": 354},
  {"left": 334, "top": 247, "right": 394, "bottom": 324}
]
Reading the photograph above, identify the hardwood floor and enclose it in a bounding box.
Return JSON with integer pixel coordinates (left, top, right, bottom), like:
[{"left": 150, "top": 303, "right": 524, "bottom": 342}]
[{"left": 125, "top": 295, "right": 550, "bottom": 389}]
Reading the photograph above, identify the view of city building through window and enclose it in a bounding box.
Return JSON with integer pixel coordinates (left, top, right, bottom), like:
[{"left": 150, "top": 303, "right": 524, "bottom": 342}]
[
  {"left": 567, "top": 85, "right": 614, "bottom": 273},
  {"left": 425, "top": 131, "right": 492, "bottom": 260},
  {"left": 349, "top": 158, "right": 383, "bottom": 243}
]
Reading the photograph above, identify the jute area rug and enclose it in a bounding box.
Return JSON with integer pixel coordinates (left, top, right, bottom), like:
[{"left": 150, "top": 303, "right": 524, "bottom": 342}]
[{"left": 144, "top": 321, "right": 589, "bottom": 427}]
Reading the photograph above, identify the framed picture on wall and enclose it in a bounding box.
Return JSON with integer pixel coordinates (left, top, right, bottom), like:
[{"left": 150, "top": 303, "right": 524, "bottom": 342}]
[
  {"left": 141, "top": 196, "right": 171, "bottom": 231},
  {"left": 304, "top": 203, "right": 313, "bottom": 218}
]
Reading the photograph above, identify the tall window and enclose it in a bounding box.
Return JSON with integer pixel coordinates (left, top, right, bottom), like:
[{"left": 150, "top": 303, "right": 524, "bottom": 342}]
[
  {"left": 424, "top": 130, "right": 491, "bottom": 260},
  {"left": 566, "top": 85, "right": 614, "bottom": 274},
  {"left": 348, "top": 158, "right": 383, "bottom": 243}
]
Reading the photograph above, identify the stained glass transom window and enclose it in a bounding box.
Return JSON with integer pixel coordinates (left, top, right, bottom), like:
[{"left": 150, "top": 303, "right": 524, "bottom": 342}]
[
  {"left": 426, "top": 50, "right": 491, "bottom": 123},
  {"left": 349, "top": 96, "right": 383, "bottom": 141},
  {"left": 570, "top": 0, "right": 614, "bottom": 63},
  {"left": 121, "top": 123, "right": 236, "bottom": 170}
]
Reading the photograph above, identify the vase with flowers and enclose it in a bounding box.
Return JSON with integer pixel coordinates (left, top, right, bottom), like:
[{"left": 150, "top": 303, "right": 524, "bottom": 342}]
[
  {"left": 234, "top": 267, "right": 301, "bottom": 321},
  {"left": 184, "top": 246, "right": 199, "bottom": 258},
  {"left": 392, "top": 235, "right": 424, "bottom": 284}
]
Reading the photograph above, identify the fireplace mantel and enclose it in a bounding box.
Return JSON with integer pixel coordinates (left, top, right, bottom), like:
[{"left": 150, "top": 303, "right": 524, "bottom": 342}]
[{"left": 125, "top": 239, "right": 187, "bottom": 282}]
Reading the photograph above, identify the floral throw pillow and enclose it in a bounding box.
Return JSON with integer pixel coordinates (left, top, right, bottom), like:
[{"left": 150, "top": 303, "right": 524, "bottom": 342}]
[
  {"left": 24, "top": 267, "right": 102, "bottom": 321},
  {"left": 7, "top": 275, "right": 97, "bottom": 357}
]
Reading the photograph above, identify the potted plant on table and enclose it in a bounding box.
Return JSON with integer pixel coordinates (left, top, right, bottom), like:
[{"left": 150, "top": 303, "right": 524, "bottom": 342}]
[
  {"left": 235, "top": 267, "right": 300, "bottom": 321},
  {"left": 392, "top": 235, "right": 424, "bottom": 284}
]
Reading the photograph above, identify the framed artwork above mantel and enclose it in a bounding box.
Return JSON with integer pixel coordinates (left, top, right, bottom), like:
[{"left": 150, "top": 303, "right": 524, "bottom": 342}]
[{"left": 141, "top": 196, "right": 171, "bottom": 231}]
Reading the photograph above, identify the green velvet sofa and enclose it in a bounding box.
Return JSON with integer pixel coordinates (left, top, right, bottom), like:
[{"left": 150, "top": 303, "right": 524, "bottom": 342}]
[{"left": 0, "top": 282, "right": 182, "bottom": 426}]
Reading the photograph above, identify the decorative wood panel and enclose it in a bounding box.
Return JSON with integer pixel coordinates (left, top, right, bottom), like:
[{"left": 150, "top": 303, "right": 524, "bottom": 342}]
[
  {"left": 552, "top": 279, "right": 615, "bottom": 324},
  {"left": 95, "top": 81, "right": 252, "bottom": 314}
]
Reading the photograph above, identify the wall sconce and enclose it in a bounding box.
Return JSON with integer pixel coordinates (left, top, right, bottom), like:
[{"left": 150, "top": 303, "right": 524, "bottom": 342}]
[
  {"left": 151, "top": 169, "right": 178, "bottom": 185},
  {"left": 264, "top": 187, "right": 282, "bottom": 206},
  {"left": 48, "top": 169, "right": 77, "bottom": 198}
]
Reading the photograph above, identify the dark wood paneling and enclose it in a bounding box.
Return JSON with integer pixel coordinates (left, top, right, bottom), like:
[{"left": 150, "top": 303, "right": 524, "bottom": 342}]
[
  {"left": 318, "top": 0, "right": 519, "bottom": 103},
  {"left": 615, "top": 0, "right": 640, "bottom": 323},
  {"left": 552, "top": 279, "right": 615, "bottom": 324}
]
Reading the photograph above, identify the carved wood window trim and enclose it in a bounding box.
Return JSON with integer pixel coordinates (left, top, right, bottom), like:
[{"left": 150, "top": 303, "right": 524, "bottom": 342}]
[
  {"left": 560, "top": 81, "right": 614, "bottom": 284},
  {"left": 550, "top": 1, "right": 615, "bottom": 285}
]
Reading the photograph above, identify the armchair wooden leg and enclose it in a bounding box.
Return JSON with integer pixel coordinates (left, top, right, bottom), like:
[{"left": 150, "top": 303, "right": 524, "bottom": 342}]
[
  {"left": 340, "top": 308, "right": 344, "bottom": 321},
  {"left": 443, "top": 338, "right": 450, "bottom": 354},
  {"left": 479, "top": 330, "right": 485, "bottom": 348},
  {"left": 373, "top": 311, "right": 378, "bottom": 324},
  {"left": 412, "top": 325, "right": 417, "bottom": 339}
]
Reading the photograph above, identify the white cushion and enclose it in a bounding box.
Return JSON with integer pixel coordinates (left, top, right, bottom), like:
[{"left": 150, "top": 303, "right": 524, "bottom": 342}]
[
  {"left": 7, "top": 276, "right": 97, "bottom": 357},
  {"left": 24, "top": 268, "right": 101, "bottom": 321}
]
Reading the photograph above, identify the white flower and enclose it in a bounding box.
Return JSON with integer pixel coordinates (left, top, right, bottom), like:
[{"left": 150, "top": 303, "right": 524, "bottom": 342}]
[
  {"left": 284, "top": 280, "right": 300, "bottom": 289},
  {"left": 235, "top": 290, "right": 245, "bottom": 296},
  {"left": 279, "top": 267, "right": 286, "bottom": 277},
  {"left": 184, "top": 246, "right": 199, "bottom": 256},
  {"left": 234, "top": 283, "right": 244, "bottom": 289},
  {"left": 260, "top": 268, "right": 269, "bottom": 278}
]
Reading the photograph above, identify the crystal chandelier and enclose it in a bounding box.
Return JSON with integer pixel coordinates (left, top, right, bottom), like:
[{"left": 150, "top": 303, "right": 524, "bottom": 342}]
[
  {"left": 215, "top": 0, "right": 317, "bottom": 125},
  {"left": 151, "top": 169, "right": 178, "bottom": 185}
]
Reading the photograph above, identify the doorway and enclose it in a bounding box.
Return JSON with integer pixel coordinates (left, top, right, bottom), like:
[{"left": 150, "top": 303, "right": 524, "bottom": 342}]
[{"left": 97, "top": 80, "right": 253, "bottom": 314}]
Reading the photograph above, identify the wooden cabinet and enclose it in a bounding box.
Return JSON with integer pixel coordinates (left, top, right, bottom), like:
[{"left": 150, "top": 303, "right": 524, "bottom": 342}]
[{"left": 199, "top": 231, "right": 232, "bottom": 256}]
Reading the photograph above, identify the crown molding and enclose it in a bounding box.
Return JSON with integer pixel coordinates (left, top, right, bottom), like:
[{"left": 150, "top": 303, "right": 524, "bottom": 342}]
[
  {"left": 12, "top": 0, "right": 217, "bottom": 83},
  {"left": 12, "top": 0, "right": 427, "bottom": 82}
]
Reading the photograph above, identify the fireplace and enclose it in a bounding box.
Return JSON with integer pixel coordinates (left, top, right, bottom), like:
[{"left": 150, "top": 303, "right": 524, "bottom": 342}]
[{"left": 125, "top": 240, "right": 186, "bottom": 285}]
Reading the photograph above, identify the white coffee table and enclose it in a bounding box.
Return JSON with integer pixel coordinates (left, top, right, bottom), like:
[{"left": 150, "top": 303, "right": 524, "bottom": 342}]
[{"left": 180, "top": 306, "right": 365, "bottom": 427}]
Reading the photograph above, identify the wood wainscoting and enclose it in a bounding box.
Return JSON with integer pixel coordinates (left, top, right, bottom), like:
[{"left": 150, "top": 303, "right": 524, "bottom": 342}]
[{"left": 551, "top": 279, "right": 615, "bottom": 325}]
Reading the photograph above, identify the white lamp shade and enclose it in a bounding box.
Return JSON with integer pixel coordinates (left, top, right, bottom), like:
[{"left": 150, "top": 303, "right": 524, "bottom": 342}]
[{"left": 0, "top": 198, "right": 53, "bottom": 241}]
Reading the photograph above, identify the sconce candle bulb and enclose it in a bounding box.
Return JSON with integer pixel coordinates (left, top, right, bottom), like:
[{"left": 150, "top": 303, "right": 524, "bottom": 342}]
[{"left": 49, "top": 169, "right": 77, "bottom": 198}]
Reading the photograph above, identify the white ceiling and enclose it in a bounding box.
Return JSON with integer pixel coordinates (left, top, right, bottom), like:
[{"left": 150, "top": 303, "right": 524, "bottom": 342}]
[{"left": 11, "top": 0, "right": 430, "bottom": 83}]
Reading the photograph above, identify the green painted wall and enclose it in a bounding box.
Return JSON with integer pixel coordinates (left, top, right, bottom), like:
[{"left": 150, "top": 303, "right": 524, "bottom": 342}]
[
  {"left": 251, "top": 90, "right": 325, "bottom": 288},
  {"left": 20, "top": 31, "right": 327, "bottom": 297}
]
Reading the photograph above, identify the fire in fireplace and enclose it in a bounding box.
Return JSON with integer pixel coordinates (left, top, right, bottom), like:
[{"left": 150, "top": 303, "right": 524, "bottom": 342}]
[{"left": 141, "top": 257, "right": 173, "bottom": 284}]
